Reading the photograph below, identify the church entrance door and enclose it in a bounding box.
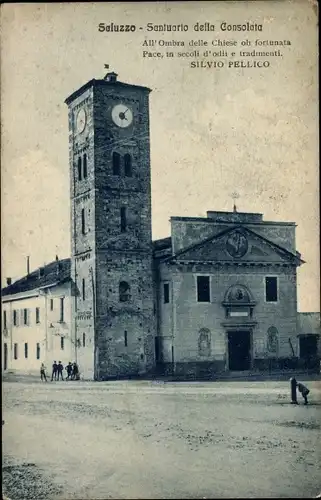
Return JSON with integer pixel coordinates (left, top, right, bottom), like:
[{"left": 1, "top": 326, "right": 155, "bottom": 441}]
[{"left": 228, "top": 330, "right": 251, "bottom": 371}]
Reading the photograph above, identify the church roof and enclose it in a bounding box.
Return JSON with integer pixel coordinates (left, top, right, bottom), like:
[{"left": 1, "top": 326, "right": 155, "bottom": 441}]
[
  {"left": 1, "top": 258, "right": 71, "bottom": 297},
  {"left": 161, "top": 225, "right": 304, "bottom": 265}
]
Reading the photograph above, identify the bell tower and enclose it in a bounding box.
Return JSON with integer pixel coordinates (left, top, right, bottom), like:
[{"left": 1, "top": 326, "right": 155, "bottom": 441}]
[{"left": 65, "top": 71, "right": 155, "bottom": 380}]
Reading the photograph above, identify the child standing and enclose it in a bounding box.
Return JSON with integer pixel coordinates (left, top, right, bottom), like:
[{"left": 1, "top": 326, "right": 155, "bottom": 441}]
[{"left": 297, "top": 381, "right": 310, "bottom": 405}]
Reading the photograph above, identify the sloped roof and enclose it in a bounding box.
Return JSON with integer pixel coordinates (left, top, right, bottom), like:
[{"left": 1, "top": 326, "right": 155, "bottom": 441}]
[
  {"left": 1, "top": 258, "right": 71, "bottom": 297},
  {"left": 161, "top": 225, "right": 304, "bottom": 264},
  {"left": 153, "top": 237, "right": 171, "bottom": 251},
  {"left": 65, "top": 78, "right": 151, "bottom": 105}
]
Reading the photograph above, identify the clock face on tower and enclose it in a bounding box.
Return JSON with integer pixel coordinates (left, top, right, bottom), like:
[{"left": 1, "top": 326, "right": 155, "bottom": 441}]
[
  {"left": 76, "top": 108, "right": 87, "bottom": 134},
  {"left": 112, "top": 104, "right": 133, "bottom": 128}
]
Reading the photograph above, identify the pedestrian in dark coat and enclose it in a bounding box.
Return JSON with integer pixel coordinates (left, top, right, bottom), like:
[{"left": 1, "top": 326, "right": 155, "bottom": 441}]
[
  {"left": 297, "top": 382, "right": 310, "bottom": 404},
  {"left": 72, "top": 362, "right": 79, "bottom": 380},
  {"left": 51, "top": 361, "right": 58, "bottom": 381},
  {"left": 66, "top": 362, "right": 73, "bottom": 380},
  {"left": 57, "top": 361, "right": 64, "bottom": 381}
]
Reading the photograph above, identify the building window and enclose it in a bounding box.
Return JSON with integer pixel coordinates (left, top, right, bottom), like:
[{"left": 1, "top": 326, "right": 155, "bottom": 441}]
[
  {"left": 61, "top": 336, "right": 65, "bottom": 350},
  {"left": 81, "top": 208, "right": 86, "bottom": 235},
  {"left": 82, "top": 332, "right": 86, "bottom": 347},
  {"left": 197, "top": 276, "right": 210, "bottom": 302},
  {"left": 78, "top": 157, "right": 82, "bottom": 181},
  {"left": 155, "top": 337, "right": 160, "bottom": 362},
  {"left": 4, "top": 343, "right": 8, "bottom": 370},
  {"left": 120, "top": 207, "right": 127, "bottom": 232},
  {"left": 83, "top": 153, "right": 87, "bottom": 179},
  {"left": 3, "top": 311, "right": 7, "bottom": 329},
  {"left": 163, "top": 283, "right": 170, "bottom": 304},
  {"left": 124, "top": 330, "right": 128, "bottom": 347},
  {"left": 112, "top": 152, "right": 121, "bottom": 175},
  {"left": 265, "top": 276, "right": 278, "bottom": 302},
  {"left": 119, "top": 281, "right": 130, "bottom": 302},
  {"left": 124, "top": 153, "right": 132, "bottom": 177},
  {"left": 14, "top": 343, "right": 18, "bottom": 360},
  {"left": 24, "top": 343, "right": 28, "bottom": 359},
  {"left": 13, "top": 309, "right": 18, "bottom": 326},
  {"left": 23, "top": 308, "right": 29, "bottom": 325},
  {"left": 82, "top": 278, "right": 86, "bottom": 300},
  {"left": 36, "top": 343, "right": 40, "bottom": 360},
  {"left": 60, "top": 298, "right": 64, "bottom": 322},
  {"left": 267, "top": 326, "right": 279, "bottom": 354},
  {"left": 198, "top": 328, "right": 211, "bottom": 357},
  {"left": 36, "top": 307, "right": 40, "bottom": 324},
  {"left": 50, "top": 299, "right": 54, "bottom": 311}
]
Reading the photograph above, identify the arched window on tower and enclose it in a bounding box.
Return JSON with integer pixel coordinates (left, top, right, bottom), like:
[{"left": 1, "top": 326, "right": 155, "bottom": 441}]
[
  {"left": 124, "top": 153, "right": 132, "bottom": 177},
  {"left": 83, "top": 153, "right": 87, "bottom": 179},
  {"left": 78, "top": 157, "right": 82, "bottom": 181},
  {"left": 112, "top": 152, "right": 121, "bottom": 175},
  {"left": 119, "top": 281, "right": 130, "bottom": 302}
]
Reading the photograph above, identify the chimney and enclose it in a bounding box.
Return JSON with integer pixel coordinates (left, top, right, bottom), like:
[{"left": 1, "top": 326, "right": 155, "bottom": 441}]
[
  {"left": 38, "top": 267, "right": 44, "bottom": 279},
  {"left": 27, "top": 256, "right": 30, "bottom": 275},
  {"left": 6, "top": 277, "right": 12, "bottom": 286},
  {"left": 104, "top": 71, "right": 118, "bottom": 83},
  {"left": 56, "top": 255, "right": 60, "bottom": 276}
]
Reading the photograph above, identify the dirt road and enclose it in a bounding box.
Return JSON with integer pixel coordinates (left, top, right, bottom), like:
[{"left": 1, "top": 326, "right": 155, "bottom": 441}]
[{"left": 3, "top": 380, "right": 321, "bottom": 499}]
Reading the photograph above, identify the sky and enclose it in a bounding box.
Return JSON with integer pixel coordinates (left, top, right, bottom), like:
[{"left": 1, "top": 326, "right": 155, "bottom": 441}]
[{"left": 1, "top": 1, "right": 319, "bottom": 311}]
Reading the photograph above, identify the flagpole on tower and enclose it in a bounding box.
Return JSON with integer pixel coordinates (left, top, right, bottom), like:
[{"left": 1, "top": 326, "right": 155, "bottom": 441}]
[{"left": 231, "top": 192, "right": 240, "bottom": 213}]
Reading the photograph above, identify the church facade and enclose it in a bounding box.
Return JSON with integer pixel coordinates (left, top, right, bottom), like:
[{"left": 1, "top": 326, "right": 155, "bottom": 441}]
[
  {"left": 154, "top": 211, "right": 311, "bottom": 377},
  {"left": 2, "top": 72, "right": 320, "bottom": 379}
]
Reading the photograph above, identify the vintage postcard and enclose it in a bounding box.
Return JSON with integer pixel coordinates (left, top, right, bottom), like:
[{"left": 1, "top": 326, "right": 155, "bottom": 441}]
[{"left": 1, "top": 1, "right": 320, "bottom": 499}]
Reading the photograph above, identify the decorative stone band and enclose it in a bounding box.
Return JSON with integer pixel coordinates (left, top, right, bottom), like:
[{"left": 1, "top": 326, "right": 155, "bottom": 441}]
[
  {"left": 174, "top": 260, "right": 297, "bottom": 267},
  {"left": 221, "top": 321, "right": 258, "bottom": 328}
]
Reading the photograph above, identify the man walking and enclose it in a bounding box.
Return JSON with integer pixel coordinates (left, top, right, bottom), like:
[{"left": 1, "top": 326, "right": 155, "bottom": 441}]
[
  {"left": 57, "top": 361, "right": 64, "bottom": 381},
  {"left": 72, "top": 362, "right": 79, "bottom": 380},
  {"left": 51, "top": 361, "right": 58, "bottom": 381},
  {"left": 66, "top": 362, "right": 73, "bottom": 380}
]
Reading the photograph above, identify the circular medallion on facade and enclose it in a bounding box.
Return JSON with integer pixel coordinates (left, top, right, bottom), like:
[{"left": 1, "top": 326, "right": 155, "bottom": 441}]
[{"left": 226, "top": 231, "right": 248, "bottom": 258}]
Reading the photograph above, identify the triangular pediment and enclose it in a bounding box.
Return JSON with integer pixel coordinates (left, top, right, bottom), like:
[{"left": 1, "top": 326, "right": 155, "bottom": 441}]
[{"left": 168, "top": 226, "right": 301, "bottom": 265}]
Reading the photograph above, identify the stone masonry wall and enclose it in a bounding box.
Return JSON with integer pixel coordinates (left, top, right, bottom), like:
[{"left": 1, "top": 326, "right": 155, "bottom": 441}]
[
  {"left": 158, "top": 261, "right": 298, "bottom": 370},
  {"left": 68, "top": 87, "right": 96, "bottom": 379},
  {"left": 92, "top": 82, "right": 155, "bottom": 378}
]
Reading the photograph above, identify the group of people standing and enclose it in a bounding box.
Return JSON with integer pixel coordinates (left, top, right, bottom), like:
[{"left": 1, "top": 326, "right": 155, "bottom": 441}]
[{"left": 40, "top": 361, "right": 80, "bottom": 382}]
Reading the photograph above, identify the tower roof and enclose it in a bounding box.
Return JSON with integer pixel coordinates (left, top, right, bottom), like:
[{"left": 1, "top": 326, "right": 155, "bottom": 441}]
[{"left": 65, "top": 75, "right": 151, "bottom": 105}]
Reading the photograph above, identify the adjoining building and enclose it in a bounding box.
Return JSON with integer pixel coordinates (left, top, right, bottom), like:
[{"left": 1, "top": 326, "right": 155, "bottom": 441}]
[
  {"left": 2, "top": 72, "right": 320, "bottom": 379},
  {"left": 2, "top": 258, "right": 74, "bottom": 375}
]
